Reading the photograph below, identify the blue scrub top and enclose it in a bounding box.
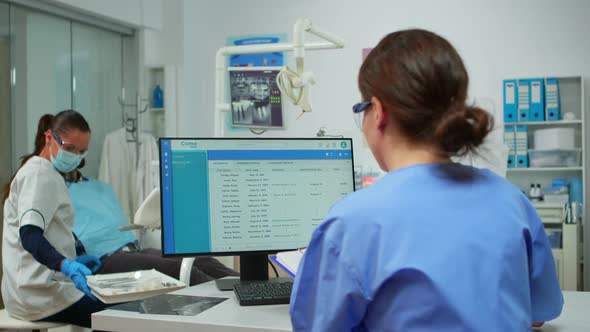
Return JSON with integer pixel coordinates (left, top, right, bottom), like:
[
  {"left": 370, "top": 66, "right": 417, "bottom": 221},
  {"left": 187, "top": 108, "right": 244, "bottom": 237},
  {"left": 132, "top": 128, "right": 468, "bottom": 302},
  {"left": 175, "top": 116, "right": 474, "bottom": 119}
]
[{"left": 290, "top": 163, "right": 563, "bottom": 331}]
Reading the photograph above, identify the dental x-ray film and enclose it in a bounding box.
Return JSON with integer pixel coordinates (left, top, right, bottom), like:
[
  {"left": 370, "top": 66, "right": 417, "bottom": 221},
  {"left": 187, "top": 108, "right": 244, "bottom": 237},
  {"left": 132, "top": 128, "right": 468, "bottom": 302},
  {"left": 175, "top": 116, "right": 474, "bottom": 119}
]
[{"left": 229, "top": 67, "right": 284, "bottom": 129}]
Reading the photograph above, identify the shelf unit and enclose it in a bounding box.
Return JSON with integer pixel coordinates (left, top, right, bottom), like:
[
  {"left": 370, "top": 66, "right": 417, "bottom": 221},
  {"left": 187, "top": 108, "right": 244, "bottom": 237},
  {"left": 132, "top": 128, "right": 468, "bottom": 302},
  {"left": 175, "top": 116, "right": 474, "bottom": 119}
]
[
  {"left": 508, "top": 167, "right": 583, "bottom": 172},
  {"left": 511, "top": 120, "right": 583, "bottom": 126},
  {"left": 505, "top": 76, "right": 585, "bottom": 291},
  {"left": 144, "top": 65, "right": 177, "bottom": 139}
]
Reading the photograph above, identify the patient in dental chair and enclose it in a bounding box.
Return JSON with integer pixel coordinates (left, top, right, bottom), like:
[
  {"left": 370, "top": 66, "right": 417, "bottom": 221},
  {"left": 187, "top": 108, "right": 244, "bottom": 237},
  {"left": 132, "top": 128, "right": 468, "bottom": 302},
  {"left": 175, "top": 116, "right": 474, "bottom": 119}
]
[{"left": 64, "top": 164, "right": 239, "bottom": 285}]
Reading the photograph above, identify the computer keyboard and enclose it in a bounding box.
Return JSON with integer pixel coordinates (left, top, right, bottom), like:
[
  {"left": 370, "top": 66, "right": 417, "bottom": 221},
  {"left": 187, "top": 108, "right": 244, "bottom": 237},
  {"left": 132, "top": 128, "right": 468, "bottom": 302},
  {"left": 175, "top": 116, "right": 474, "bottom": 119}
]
[{"left": 233, "top": 280, "right": 293, "bottom": 306}]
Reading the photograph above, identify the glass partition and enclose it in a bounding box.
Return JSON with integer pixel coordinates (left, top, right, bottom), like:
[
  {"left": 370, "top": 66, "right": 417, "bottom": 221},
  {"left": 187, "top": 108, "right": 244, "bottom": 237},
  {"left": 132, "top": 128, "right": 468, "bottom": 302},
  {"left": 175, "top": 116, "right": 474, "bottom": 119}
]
[
  {"left": 72, "top": 22, "right": 123, "bottom": 177},
  {"left": 10, "top": 6, "right": 71, "bottom": 168},
  {"left": 0, "top": 1, "right": 9, "bottom": 309},
  {"left": 7, "top": 4, "right": 126, "bottom": 178},
  {"left": 0, "top": 2, "right": 9, "bottom": 178}
]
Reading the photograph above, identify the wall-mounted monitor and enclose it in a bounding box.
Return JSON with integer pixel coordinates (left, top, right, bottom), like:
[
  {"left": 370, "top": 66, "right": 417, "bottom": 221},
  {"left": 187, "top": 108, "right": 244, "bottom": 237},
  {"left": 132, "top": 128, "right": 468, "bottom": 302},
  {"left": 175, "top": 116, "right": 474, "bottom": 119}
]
[{"left": 228, "top": 67, "right": 284, "bottom": 129}]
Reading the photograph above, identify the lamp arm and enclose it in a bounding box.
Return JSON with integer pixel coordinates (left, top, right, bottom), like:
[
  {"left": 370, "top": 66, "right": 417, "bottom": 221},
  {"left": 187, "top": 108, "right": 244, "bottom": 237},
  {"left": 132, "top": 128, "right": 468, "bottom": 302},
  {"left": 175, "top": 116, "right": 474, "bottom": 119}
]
[{"left": 214, "top": 18, "right": 345, "bottom": 137}]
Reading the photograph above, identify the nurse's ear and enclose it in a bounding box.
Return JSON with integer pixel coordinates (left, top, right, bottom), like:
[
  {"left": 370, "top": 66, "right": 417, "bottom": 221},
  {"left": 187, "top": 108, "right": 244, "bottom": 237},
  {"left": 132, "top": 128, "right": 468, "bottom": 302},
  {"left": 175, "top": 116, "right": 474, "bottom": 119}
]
[
  {"left": 370, "top": 97, "right": 388, "bottom": 131},
  {"left": 44, "top": 130, "right": 53, "bottom": 146}
]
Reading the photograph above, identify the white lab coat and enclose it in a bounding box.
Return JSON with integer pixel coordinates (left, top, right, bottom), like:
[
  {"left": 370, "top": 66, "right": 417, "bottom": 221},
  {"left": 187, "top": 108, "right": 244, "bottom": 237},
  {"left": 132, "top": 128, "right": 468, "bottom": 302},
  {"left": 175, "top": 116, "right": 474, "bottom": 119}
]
[
  {"left": 135, "top": 135, "right": 159, "bottom": 213},
  {"left": 1, "top": 156, "right": 83, "bottom": 321},
  {"left": 98, "top": 128, "right": 158, "bottom": 222}
]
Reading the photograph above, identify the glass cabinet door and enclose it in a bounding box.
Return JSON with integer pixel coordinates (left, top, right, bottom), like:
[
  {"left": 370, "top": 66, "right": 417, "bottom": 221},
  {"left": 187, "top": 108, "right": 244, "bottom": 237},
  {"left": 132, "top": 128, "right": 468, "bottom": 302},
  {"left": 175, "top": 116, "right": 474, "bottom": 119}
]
[
  {"left": 72, "top": 23, "right": 123, "bottom": 177},
  {"left": 10, "top": 6, "right": 71, "bottom": 168},
  {"left": 0, "top": 2, "right": 8, "bottom": 309},
  {"left": 0, "top": 2, "right": 10, "bottom": 178}
]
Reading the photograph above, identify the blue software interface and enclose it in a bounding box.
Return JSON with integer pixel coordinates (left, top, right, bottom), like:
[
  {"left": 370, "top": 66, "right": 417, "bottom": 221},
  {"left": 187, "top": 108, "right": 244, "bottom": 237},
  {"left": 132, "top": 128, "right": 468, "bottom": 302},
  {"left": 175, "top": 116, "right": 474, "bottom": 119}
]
[{"left": 160, "top": 138, "right": 354, "bottom": 255}]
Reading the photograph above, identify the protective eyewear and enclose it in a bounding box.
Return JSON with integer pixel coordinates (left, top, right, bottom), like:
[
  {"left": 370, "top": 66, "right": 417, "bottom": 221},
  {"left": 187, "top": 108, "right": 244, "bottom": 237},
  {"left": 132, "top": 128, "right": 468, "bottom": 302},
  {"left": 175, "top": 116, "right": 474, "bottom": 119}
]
[
  {"left": 51, "top": 131, "right": 88, "bottom": 157},
  {"left": 352, "top": 101, "right": 372, "bottom": 129}
]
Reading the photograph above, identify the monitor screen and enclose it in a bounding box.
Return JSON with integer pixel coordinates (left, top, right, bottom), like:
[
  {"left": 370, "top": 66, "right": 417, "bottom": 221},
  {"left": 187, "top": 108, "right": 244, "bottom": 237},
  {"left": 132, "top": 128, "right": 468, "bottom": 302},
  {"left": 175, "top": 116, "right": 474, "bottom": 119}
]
[
  {"left": 228, "top": 67, "right": 284, "bottom": 129},
  {"left": 159, "top": 138, "right": 355, "bottom": 260}
]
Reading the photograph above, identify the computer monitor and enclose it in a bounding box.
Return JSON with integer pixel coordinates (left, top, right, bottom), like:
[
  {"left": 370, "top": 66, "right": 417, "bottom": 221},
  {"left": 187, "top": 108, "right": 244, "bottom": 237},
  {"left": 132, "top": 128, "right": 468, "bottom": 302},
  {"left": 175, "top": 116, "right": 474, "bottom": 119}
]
[
  {"left": 159, "top": 138, "right": 355, "bottom": 281},
  {"left": 228, "top": 67, "right": 284, "bottom": 129}
]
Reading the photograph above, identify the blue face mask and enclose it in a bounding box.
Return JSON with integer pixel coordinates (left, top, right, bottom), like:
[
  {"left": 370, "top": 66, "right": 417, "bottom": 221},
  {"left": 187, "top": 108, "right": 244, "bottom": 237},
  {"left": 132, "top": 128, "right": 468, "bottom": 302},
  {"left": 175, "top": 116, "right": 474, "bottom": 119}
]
[{"left": 50, "top": 147, "right": 83, "bottom": 173}]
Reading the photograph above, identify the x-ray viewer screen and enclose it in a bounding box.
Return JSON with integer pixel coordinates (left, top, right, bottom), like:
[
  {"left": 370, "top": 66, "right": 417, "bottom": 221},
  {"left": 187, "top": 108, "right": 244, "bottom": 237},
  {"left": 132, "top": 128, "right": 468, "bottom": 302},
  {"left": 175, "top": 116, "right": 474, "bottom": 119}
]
[
  {"left": 229, "top": 68, "right": 283, "bottom": 128},
  {"left": 160, "top": 138, "right": 355, "bottom": 256}
]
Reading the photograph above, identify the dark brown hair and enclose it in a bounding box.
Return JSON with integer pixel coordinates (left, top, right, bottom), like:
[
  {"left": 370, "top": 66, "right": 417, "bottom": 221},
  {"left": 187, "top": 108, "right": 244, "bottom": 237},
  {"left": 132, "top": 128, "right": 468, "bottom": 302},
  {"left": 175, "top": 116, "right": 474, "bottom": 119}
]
[
  {"left": 2, "top": 110, "right": 90, "bottom": 203},
  {"left": 358, "top": 29, "right": 493, "bottom": 157}
]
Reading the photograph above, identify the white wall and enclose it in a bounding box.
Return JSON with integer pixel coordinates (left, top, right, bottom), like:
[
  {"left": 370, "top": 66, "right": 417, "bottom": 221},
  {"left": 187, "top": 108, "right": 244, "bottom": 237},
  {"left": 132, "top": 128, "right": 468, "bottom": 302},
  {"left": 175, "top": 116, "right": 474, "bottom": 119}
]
[
  {"left": 47, "top": 0, "right": 162, "bottom": 29},
  {"left": 143, "top": 0, "right": 183, "bottom": 67},
  {"left": 181, "top": 0, "right": 590, "bottom": 171}
]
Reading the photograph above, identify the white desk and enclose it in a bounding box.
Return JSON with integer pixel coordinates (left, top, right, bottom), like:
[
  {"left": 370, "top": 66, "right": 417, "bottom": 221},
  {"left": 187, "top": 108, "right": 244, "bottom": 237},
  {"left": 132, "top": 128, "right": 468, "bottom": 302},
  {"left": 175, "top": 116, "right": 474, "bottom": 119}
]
[
  {"left": 92, "top": 284, "right": 589, "bottom": 332},
  {"left": 92, "top": 280, "right": 291, "bottom": 332},
  {"left": 539, "top": 291, "right": 590, "bottom": 331}
]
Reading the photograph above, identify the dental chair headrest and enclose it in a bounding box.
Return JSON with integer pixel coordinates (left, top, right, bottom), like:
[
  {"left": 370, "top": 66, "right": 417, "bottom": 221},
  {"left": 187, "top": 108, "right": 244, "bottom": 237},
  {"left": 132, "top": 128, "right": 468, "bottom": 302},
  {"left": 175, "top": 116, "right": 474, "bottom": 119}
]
[{"left": 133, "top": 187, "right": 161, "bottom": 229}]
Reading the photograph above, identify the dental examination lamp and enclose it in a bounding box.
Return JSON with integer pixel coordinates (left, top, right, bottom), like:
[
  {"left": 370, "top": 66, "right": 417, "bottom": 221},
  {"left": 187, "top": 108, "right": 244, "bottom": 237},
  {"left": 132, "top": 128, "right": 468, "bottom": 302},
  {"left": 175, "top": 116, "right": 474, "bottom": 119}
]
[{"left": 215, "top": 18, "right": 345, "bottom": 136}]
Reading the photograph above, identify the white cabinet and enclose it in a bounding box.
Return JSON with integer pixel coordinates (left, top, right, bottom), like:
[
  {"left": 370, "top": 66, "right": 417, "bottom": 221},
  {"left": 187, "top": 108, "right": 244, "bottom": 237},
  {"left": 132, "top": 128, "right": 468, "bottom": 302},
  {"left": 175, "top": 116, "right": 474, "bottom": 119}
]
[
  {"left": 505, "top": 76, "right": 585, "bottom": 290},
  {"left": 537, "top": 202, "right": 581, "bottom": 290},
  {"left": 552, "top": 248, "right": 564, "bottom": 289}
]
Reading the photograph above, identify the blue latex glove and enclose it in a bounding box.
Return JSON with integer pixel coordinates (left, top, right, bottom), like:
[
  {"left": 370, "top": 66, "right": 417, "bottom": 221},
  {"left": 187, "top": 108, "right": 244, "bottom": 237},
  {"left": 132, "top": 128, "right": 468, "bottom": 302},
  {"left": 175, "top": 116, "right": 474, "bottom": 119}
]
[
  {"left": 76, "top": 255, "right": 102, "bottom": 273},
  {"left": 60, "top": 258, "right": 97, "bottom": 300}
]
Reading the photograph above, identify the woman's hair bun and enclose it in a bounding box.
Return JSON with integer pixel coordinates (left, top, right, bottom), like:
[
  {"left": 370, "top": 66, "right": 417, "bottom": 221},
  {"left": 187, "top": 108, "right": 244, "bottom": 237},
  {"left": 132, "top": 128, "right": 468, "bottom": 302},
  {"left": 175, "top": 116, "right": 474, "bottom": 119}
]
[{"left": 433, "top": 104, "right": 494, "bottom": 157}]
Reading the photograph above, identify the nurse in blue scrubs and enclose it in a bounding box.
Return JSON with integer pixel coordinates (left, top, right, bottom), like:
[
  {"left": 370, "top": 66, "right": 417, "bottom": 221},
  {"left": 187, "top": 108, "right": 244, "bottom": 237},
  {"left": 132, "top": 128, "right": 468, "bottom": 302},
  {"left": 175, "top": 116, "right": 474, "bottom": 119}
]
[{"left": 289, "top": 29, "right": 563, "bottom": 331}]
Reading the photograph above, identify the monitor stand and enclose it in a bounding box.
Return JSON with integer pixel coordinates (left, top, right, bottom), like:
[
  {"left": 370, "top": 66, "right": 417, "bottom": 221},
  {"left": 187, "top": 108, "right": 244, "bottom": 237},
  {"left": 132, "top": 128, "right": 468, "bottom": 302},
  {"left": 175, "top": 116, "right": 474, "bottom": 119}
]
[
  {"left": 215, "top": 277, "right": 241, "bottom": 291},
  {"left": 215, "top": 254, "right": 269, "bottom": 291}
]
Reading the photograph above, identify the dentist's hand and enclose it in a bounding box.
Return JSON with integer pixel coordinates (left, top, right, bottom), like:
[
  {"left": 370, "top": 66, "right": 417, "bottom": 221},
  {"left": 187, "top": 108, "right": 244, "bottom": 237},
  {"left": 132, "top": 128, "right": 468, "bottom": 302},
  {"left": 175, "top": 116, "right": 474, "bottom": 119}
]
[
  {"left": 76, "top": 255, "right": 102, "bottom": 273},
  {"left": 60, "top": 258, "right": 97, "bottom": 300}
]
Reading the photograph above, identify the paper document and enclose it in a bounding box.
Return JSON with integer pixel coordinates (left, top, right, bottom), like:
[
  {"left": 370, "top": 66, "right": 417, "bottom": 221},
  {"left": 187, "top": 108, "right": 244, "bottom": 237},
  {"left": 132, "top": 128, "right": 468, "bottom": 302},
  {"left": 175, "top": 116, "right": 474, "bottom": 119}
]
[
  {"left": 87, "top": 269, "right": 186, "bottom": 304},
  {"left": 271, "top": 249, "right": 305, "bottom": 277}
]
